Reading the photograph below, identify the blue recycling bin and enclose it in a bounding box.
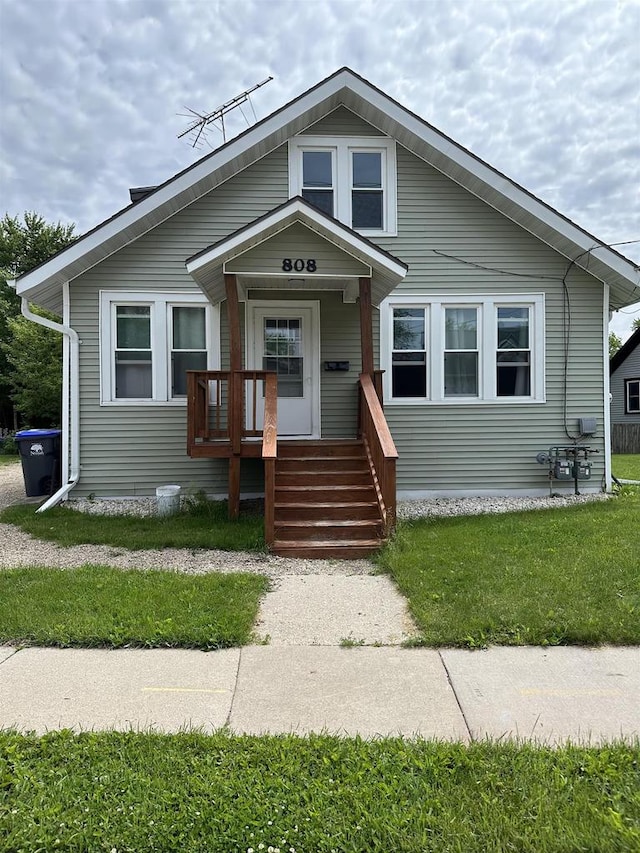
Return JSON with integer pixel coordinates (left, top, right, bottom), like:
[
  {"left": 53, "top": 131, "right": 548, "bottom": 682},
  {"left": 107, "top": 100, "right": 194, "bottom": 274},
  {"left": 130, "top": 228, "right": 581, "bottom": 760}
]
[{"left": 15, "top": 428, "right": 62, "bottom": 497}]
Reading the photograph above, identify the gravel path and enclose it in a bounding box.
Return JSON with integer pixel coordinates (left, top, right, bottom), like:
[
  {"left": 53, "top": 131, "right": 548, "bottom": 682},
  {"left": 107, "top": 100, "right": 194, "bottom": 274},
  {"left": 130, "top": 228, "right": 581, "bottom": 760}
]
[{"left": 0, "top": 460, "right": 610, "bottom": 578}]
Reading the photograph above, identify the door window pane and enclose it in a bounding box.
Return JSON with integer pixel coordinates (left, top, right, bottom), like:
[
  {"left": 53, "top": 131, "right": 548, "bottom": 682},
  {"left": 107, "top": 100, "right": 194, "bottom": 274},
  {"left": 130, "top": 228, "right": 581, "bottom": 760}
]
[{"left": 263, "top": 319, "right": 303, "bottom": 397}]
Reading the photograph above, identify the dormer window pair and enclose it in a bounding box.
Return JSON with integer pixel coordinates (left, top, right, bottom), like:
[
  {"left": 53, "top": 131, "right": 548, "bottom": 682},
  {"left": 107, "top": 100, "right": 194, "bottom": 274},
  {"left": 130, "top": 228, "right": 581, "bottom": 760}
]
[{"left": 289, "top": 136, "right": 397, "bottom": 236}]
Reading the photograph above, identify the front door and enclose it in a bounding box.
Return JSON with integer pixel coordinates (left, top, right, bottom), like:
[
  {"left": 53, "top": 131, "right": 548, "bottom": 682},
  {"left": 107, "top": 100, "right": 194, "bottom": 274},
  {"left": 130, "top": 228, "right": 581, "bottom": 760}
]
[{"left": 248, "top": 301, "right": 320, "bottom": 437}]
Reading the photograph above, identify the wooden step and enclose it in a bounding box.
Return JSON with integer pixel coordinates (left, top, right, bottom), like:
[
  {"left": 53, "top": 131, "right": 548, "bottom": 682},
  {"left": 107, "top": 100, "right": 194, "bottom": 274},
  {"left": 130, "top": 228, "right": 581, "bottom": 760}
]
[
  {"left": 274, "top": 518, "right": 382, "bottom": 542},
  {"left": 276, "top": 455, "right": 369, "bottom": 473},
  {"left": 276, "top": 469, "right": 373, "bottom": 487},
  {"left": 272, "top": 539, "right": 384, "bottom": 559},
  {"left": 277, "top": 440, "right": 364, "bottom": 458},
  {"left": 275, "top": 484, "right": 376, "bottom": 503},
  {"left": 274, "top": 501, "right": 379, "bottom": 521}
]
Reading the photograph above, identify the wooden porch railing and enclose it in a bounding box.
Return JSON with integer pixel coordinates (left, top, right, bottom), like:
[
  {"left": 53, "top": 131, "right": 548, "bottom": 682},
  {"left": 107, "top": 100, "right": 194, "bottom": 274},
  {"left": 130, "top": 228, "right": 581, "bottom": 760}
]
[
  {"left": 186, "top": 370, "right": 277, "bottom": 454},
  {"left": 358, "top": 373, "right": 398, "bottom": 535}
]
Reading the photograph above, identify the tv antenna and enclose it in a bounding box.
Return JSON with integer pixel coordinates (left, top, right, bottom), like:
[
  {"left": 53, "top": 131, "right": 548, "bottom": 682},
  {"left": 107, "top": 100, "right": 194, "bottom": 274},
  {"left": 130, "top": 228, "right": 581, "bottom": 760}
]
[{"left": 178, "top": 76, "right": 273, "bottom": 149}]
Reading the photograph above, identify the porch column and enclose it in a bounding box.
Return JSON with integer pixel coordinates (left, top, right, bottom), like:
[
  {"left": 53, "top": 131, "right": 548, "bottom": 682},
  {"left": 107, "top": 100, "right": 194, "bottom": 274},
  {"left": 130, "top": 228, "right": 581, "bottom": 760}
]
[
  {"left": 225, "top": 273, "right": 242, "bottom": 519},
  {"left": 359, "top": 275, "right": 374, "bottom": 377}
]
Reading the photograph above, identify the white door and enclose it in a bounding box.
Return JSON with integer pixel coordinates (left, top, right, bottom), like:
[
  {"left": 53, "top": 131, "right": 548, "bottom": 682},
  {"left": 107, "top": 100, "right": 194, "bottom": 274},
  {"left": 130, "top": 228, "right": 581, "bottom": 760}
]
[{"left": 248, "top": 302, "right": 320, "bottom": 437}]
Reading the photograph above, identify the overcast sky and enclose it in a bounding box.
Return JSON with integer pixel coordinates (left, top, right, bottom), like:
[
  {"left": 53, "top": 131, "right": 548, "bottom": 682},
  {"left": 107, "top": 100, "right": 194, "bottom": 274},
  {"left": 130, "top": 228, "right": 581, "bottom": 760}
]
[{"left": 1, "top": 0, "right": 638, "bottom": 337}]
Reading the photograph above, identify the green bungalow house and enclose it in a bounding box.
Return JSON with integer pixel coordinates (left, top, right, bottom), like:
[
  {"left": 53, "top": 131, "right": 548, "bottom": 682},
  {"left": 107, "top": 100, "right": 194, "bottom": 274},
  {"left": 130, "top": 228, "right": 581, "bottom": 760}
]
[{"left": 12, "top": 68, "right": 640, "bottom": 557}]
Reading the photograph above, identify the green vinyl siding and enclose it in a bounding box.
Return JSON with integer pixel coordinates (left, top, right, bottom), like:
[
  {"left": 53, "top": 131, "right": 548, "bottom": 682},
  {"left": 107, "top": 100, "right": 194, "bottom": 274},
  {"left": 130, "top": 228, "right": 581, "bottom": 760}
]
[
  {"left": 377, "top": 146, "right": 606, "bottom": 494},
  {"left": 69, "top": 119, "right": 608, "bottom": 498},
  {"left": 70, "top": 147, "right": 288, "bottom": 498},
  {"left": 301, "top": 106, "right": 384, "bottom": 137},
  {"left": 226, "top": 222, "right": 370, "bottom": 277}
]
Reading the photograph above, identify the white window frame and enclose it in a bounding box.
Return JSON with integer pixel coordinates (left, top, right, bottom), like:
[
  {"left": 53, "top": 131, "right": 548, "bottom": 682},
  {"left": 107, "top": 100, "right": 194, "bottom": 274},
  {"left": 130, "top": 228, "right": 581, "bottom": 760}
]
[
  {"left": 625, "top": 378, "right": 640, "bottom": 414},
  {"left": 381, "top": 293, "right": 545, "bottom": 404},
  {"left": 289, "top": 135, "right": 397, "bottom": 236},
  {"left": 100, "top": 291, "right": 219, "bottom": 405}
]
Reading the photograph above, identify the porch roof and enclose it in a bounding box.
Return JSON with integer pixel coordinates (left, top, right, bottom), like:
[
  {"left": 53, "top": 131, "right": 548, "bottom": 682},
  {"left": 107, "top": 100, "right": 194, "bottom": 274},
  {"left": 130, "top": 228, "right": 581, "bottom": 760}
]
[{"left": 185, "top": 197, "right": 408, "bottom": 306}]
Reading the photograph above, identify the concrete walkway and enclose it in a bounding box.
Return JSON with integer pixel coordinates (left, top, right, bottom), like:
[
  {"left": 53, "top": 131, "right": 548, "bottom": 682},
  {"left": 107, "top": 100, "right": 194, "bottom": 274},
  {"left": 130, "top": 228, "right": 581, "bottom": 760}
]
[{"left": 1, "top": 644, "right": 638, "bottom": 744}]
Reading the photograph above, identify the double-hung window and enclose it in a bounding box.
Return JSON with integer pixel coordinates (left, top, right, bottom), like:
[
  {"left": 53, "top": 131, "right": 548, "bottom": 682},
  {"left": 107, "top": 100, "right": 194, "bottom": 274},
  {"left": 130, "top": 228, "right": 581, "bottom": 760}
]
[
  {"left": 392, "top": 308, "right": 427, "bottom": 398},
  {"left": 301, "top": 150, "right": 334, "bottom": 217},
  {"left": 625, "top": 378, "right": 640, "bottom": 414},
  {"left": 100, "top": 292, "right": 217, "bottom": 404},
  {"left": 290, "top": 136, "right": 397, "bottom": 235},
  {"left": 382, "top": 294, "right": 544, "bottom": 404}
]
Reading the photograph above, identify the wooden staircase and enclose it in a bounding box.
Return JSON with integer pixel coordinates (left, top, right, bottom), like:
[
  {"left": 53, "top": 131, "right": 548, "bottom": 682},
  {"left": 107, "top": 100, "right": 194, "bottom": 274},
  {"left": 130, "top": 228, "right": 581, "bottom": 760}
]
[{"left": 272, "top": 440, "right": 385, "bottom": 558}]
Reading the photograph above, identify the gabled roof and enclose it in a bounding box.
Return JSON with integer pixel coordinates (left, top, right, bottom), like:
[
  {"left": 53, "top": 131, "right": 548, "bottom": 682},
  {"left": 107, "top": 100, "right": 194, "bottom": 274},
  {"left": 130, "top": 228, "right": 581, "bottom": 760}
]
[
  {"left": 186, "top": 197, "right": 408, "bottom": 306},
  {"left": 610, "top": 327, "right": 640, "bottom": 374},
  {"left": 14, "top": 67, "right": 640, "bottom": 313}
]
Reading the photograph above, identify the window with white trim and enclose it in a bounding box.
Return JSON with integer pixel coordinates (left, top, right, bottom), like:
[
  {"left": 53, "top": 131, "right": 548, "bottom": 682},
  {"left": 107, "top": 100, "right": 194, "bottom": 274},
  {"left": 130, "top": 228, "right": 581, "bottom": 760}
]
[
  {"left": 625, "top": 378, "right": 640, "bottom": 414},
  {"left": 289, "top": 136, "right": 397, "bottom": 236},
  {"left": 100, "top": 292, "right": 217, "bottom": 404},
  {"left": 382, "top": 294, "right": 545, "bottom": 404}
]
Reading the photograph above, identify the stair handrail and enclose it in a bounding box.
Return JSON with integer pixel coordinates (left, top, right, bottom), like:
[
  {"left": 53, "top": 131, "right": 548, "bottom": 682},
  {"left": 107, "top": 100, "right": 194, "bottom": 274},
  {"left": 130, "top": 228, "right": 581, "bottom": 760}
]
[
  {"left": 358, "top": 373, "right": 398, "bottom": 535},
  {"left": 262, "top": 372, "right": 278, "bottom": 548}
]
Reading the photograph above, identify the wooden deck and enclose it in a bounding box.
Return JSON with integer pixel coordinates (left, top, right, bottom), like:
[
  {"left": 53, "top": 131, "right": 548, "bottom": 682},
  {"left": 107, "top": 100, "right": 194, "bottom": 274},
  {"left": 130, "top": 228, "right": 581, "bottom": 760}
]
[{"left": 186, "top": 370, "right": 397, "bottom": 557}]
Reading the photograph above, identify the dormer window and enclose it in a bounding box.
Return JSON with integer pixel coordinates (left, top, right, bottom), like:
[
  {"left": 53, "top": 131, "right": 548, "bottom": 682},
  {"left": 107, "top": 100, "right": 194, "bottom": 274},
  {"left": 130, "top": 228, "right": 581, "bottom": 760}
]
[
  {"left": 290, "top": 136, "right": 397, "bottom": 236},
  {"left": 301, "top": 150, "right": 334, "bottom": 216}
]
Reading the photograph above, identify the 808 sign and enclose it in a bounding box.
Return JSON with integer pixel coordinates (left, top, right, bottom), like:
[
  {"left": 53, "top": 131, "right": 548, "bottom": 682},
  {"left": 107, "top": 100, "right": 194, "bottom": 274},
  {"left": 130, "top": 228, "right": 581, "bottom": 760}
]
[{"left": 281, "top": 258, "right": 317, "bottom": 273}]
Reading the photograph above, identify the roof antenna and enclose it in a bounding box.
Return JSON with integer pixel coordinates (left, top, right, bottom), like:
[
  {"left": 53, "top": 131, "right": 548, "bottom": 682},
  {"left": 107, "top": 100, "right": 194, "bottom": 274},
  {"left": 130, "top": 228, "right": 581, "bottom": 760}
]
[{"left": 178, "top": 77, "right": 273, "bottom": 149}]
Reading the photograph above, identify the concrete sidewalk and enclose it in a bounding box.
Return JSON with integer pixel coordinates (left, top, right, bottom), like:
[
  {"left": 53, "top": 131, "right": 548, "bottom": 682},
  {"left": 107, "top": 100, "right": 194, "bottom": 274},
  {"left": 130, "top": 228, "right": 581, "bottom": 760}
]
[{"left": 1, "top": 644, "right": 638, "bottom": 744}]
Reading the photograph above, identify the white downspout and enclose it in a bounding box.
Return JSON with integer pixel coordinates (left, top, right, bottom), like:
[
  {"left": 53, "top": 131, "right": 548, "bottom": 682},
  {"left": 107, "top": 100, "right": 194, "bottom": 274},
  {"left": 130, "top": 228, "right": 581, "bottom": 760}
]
[
  {"left": 603, "top": 282, "right": 612, "bottom": 492},
  {"left": 20, "top": 284, "right": 80, "bottom": 510}
]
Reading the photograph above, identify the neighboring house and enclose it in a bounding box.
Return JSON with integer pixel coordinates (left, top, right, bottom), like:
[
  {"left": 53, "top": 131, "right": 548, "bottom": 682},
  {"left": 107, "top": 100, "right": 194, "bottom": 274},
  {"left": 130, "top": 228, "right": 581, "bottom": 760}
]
[
  {"left": 610, "top": 327, "right": 640, "bottom": 453},
  {"left": 13, "top": 68, "right": 640, "bottom": 556}
]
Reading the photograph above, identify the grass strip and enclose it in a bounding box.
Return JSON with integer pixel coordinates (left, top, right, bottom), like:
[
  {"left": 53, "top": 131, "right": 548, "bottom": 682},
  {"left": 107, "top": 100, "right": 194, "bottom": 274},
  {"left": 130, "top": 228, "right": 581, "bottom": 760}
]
[
  {"left": 0, "top": 498, "right": 264, "bottom": 551},
  {"left": 0, "top": 566, "right": 268, "bottom": 649},
  {"left": 380, "top": 490, "right": 640, "bottom": 647},
  {"left": 1, "top": 731, "right": 638, "bottom": 852},
  {"left": 612, "top": 453, "right": 640, "bottom": 481}
]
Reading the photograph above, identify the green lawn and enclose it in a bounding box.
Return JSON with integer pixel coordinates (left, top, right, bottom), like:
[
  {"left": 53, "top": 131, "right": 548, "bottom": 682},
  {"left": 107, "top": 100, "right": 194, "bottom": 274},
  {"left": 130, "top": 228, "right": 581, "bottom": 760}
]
[
  {"left": 0, "top": 566, "right": 268, "bottom": 649},
  {"left": 0, "top": 496, "right": 265, "bottom": 551},
  {"left": 613, "top": 453, "right": 640, "bottom": 481},
  {"left": 1, "top": 731, "right": 638, "bottom": 853},
  {"left": 380, "top": 490, "right": 640, "bottom": 647}
]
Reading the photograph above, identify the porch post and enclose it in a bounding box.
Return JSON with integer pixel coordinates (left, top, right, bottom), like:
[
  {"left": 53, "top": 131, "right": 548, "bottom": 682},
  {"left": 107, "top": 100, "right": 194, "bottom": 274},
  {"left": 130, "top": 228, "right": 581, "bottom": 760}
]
[
  {"left": 225, "top": 273, "right": 242, "bottom": 372},
  {"left": 359, "top": 276, "right": 374, "bottom": 377},
  {"left": 225, "top": 273, "right": 242, "bottom": 519}
]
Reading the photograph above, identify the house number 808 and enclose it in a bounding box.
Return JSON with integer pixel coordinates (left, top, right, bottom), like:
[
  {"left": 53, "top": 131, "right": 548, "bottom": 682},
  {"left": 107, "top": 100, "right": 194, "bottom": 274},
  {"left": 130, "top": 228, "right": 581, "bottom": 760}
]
[{"left": 282, "top": 258, "right": 317, "bottom": 273}]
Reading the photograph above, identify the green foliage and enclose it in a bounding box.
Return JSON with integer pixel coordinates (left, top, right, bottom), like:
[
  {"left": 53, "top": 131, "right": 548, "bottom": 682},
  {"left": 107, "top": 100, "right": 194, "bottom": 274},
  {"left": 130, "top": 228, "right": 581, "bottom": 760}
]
[
  {"left": 5, "top": 308, "right": 63, "bottom": 425},
  {"left": 609, "top": 331, "right": 622, "bottom": 358},
  {"left": 1, "top": 731, "right": 638, "bottom": 852},
  {"left": 0, "top": 566, "right": 267, "bottom": 650},
  {"left": 0, "top": 499, "right": 265, "bottom": 551},
  {"left": 632, "top": 316, "right": 640, "bottom": 332},
  {"left": 1, "top": 431, "right": 18, "bottom": 455},
  {"left": 612, "top": 454, "right": 640, "bottom": 481},
  {"left": 0, "top": 212, "right": 76, "bottom": 429},
  {"left": 379, "top": 493, "right": 640, "bottom": 647}
]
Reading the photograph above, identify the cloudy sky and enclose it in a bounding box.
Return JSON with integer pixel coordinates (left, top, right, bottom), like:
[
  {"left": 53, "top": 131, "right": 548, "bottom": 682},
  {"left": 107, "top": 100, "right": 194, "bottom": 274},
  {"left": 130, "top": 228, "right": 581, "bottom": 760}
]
[{"left": 1, "top": 0, "right": 639, "bottom": 337}]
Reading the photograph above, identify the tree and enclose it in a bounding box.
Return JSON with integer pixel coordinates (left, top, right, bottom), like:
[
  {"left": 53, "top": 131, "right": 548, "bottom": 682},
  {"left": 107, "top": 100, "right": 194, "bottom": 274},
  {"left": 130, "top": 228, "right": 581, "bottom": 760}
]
[
  {"left": 0, "top": 212, "right": 76, "bottom": 429},
  {"left": 632, "top": 317, "right": 640, "bottom": 333},
  {"left": 609, "top": 332, "right": 622, "bottom": 359}
]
